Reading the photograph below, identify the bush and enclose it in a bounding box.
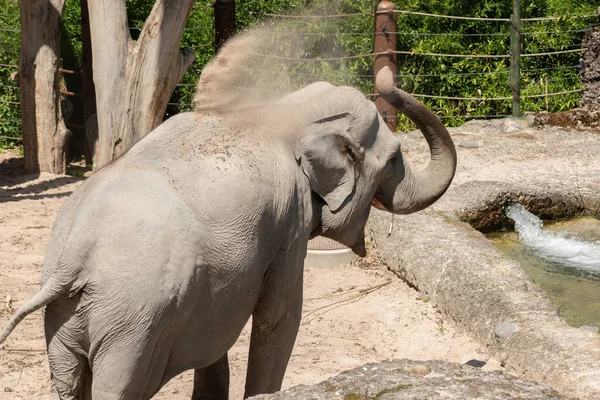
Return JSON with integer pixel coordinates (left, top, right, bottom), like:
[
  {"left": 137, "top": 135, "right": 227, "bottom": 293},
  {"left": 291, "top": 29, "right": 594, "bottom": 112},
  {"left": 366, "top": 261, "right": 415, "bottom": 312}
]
[{"left": 0, "top": 3, "right": 21, "bottom": 148}]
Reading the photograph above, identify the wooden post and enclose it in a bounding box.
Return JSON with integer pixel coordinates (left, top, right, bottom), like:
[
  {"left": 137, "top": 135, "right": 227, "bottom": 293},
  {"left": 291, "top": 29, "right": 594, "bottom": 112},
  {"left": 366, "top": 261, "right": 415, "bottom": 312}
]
[
  {"left": 374, "top": 0, "right": 398, "bottom": 132},
  {"left": 510, "top": 0, "right": 521, "bottom": 117},
  {"left": 19, "top": 0, "right": 70, "bottom": 173},
  {"left": 213, "top": 0, "right": 236, "bottom": 51}
]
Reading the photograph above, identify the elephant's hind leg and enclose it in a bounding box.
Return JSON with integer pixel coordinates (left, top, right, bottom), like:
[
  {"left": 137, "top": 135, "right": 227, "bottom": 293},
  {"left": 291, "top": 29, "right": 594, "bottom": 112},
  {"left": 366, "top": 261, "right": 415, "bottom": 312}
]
[
  {"left": 45, "top": 302, "right": 92, "bottom": 400},
  {"left": 46, "top": 337, "right": 91, "bottom": 400},
  {"left": 89, "top": 332, "right": 172, "bottom": 400},
  {"left": 191, "top": 353, "right": 230, "bottom": 400},
  {"left": 90, "top": 348, "right": 164, "bottom": 400}
]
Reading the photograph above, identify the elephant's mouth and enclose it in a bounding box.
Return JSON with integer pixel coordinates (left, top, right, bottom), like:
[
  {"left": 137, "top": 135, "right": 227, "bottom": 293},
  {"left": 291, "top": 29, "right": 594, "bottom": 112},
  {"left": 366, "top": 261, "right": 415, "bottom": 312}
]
[
  {"left": 346, "top": 198, "right": 387, "bottom": 257},
  {"left": 371, "top": 197, "right": 389, "bottom": 211}
]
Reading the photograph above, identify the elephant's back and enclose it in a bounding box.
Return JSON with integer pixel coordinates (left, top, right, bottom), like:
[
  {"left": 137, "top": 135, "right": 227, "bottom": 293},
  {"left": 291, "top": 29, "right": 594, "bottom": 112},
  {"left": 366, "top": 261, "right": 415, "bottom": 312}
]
[{"left": 122, "top": 111, "right": 266, "bottom": 162}]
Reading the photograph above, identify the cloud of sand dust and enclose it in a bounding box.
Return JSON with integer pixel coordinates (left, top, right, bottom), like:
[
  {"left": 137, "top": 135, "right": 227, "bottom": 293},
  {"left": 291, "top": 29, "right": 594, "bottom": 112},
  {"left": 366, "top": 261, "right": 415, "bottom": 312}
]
[
  {"left": 193, "top": 6, "right": 368, "bottom": 113},
  {"left": 193, "top": 26, "right": 300, "bottom": 112}
]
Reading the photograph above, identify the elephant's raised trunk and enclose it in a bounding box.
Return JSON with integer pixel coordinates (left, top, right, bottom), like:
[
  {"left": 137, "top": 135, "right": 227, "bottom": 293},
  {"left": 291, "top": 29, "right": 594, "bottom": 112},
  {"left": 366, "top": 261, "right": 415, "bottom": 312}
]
[{"left": 374, "top": 66, "right": 457, "bottom": 214}]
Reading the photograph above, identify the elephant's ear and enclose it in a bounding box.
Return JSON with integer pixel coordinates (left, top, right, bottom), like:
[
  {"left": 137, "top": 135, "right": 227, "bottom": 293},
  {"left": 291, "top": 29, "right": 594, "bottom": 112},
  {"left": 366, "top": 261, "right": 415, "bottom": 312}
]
[{"left": 298, "top": 113, "right": 364, "bottom": 212}]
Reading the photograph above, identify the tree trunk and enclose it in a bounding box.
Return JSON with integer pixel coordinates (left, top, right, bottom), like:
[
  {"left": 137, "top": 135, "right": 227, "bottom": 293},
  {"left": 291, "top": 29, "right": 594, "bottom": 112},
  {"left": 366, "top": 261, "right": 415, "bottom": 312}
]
[
  {"left": 19, "top": 0, "right": 71, "bottom": 174},
  {"left": 214, "top": 0, "right": 236, "bottom": 51},
  {"left": 88, "top": 0, "right": 195, "bottom": 170}
]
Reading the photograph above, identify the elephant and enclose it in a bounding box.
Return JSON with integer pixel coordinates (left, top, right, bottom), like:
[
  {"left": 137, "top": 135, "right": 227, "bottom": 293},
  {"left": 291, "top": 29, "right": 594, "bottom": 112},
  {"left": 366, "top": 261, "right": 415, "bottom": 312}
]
[{"left": 0, "top": 66, "right": 456, "bottom": 400}]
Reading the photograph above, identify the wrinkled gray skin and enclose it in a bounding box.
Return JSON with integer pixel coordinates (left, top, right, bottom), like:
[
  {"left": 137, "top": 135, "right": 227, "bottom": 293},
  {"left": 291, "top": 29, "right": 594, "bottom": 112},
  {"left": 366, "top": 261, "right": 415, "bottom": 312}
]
[{"left": 0, "top": 67, "right": 456, "bottom": 400}]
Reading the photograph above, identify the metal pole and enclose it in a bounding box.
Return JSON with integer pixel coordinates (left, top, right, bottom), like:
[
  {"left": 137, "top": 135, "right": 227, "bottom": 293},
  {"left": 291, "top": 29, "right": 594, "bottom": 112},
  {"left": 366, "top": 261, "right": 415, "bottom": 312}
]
[
  {"left": 213, "top": 0, "right": 236, "bottom": 52},
  {"left": 510, "top": 0, "right": 521, "bottom": 117},
  {"left": 374, "top": 0, "right": 398, "bottom": 132}
]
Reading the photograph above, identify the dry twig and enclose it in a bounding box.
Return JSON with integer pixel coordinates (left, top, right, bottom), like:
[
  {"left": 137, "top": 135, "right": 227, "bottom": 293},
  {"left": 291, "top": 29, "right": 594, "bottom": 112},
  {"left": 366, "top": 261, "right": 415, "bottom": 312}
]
[{"left": 302, "top": 281, "right": 391, "bottom": 325}]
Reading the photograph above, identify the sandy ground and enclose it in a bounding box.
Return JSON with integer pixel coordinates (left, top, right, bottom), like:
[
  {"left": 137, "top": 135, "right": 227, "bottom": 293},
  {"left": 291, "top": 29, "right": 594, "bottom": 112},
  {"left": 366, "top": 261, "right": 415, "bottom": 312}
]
[{"left": 0, "top": 146, "right": 495, "bottom": 399}]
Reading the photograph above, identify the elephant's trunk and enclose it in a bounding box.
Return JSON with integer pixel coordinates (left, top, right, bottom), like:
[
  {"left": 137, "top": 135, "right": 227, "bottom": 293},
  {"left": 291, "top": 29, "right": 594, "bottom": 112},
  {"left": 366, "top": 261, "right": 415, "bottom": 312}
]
[{"left": 374, "top": 66, "right": 457, "bottom": 214}]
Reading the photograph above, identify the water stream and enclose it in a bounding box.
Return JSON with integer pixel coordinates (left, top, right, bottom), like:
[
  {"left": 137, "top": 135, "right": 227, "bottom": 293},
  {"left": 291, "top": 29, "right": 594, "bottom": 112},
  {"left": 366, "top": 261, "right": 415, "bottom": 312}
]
[{"left": 487, "top": 204, "right": 600, "bottom": 328}]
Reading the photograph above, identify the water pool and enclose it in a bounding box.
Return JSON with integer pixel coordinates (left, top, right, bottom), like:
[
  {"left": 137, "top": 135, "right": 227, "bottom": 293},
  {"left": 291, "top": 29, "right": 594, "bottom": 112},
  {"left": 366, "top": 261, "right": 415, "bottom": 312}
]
[{"left": 487, "top": 204, "right": 600, "bottom": 328}]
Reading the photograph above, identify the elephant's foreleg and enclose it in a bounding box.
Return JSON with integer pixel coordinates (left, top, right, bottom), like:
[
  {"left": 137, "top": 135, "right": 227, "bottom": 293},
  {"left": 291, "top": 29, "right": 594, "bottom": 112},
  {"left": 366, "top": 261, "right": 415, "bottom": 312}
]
[
  {"left": 191, "top": 353, "right": 230, "bottom": 400},
  {"left": 243, "top": 250, "right": 304, "bottom": 398}
]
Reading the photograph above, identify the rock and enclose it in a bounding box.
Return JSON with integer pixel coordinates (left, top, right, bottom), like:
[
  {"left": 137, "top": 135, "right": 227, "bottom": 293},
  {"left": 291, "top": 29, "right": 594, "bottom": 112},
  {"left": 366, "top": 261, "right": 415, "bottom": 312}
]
[
  {"left": 456, "top": 119, "right": 499, "bottom": 133},
  {"left": 495, "top": 322, "right": 520, "bottom": 340},
  {"left": 458, "top": 140, "right": 479, "bottom": 149},
  {"left": 531, "top": 106, "right": 600, "bottom": 130},
  {"left": 464, "top": 359, "right": 486, "bottom": 368},
  {"left": 501, "top": 117, "right": 530, "bottom": 134},
  {"left": 404, "top": 364, "right": 431, "bottom": 375},
  {"left": 579, "top": 325, "right": 599, "bottom": 334},
  {"left": 249, "top": 360, "right": 561, "bottom": 399}
]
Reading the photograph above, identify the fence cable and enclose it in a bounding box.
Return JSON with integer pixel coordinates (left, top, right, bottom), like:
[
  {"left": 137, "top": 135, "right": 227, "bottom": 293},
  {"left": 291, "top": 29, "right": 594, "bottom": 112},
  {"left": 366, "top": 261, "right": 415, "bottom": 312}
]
[
  {"left": 394, "top": 50, "right": 510, "bottom": 58},
  {"left": 389, "top": 9, "right": 510, "bottom": 22},
  {"left": 521, "top": 48, "right": 585, "bottom": 57},
  {"left": 522, "top": 28, "right": 588, "bottom": 35},
  {"left": 285, "top": 68, "right": 582, "bottom": 78},
  {"left": 410, "top": 88, "right": 582, "bottom": 101},
  {"left": 522, "top": 14, "right": 598, "bottom": 21},
  {"left": 389, "top": 31, "right": 510, "bottom": 37},
  {"left": 439, "top": 114, "right": 511, "bottom": 119},
  {"left": 411, "top": 93, "right": 512, "bottom": 101},
  {"left": 256, "top": 47, "right": 585, "bottom": 61},
  {"left": 265, "top": 9, "right": 596, "bottom": 22},
  {"left": 128, "top": 25, "right": 213, "bottom": 32},
  {"left": 524, "top": 89, "right": 582, "bottom": 98},
  {"left": 250, "top": 52, "right": 385, "bottom": 62},
  {"left": 265, "top": 12, "right": 370, "bottom": 19},
  {"left": 275, "top": 31, "right": 510, "bottom": 37}
]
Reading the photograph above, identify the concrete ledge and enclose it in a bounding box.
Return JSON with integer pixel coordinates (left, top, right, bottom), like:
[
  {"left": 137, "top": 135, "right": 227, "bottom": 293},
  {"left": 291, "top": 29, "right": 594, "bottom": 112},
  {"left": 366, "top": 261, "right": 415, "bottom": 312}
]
[{"left": 367, "top": 181, "right": 600, "bottom": 399}]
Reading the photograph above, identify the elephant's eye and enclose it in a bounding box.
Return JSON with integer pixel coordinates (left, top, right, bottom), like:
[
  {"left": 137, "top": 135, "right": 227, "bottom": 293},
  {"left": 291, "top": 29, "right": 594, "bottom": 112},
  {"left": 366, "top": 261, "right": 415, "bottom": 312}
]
[
  {"left": 387, "top": 146, "right": 402, "bottom": 166},
  {"left": 383, "top": 146, "right": 402, "bottom": 175}
]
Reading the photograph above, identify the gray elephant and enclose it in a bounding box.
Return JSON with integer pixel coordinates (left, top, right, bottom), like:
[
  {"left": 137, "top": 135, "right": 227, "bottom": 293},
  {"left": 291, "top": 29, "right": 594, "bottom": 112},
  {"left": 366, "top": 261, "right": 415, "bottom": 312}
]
[{"left": 0, "top": 66, "right": 456, "bottom": 399}]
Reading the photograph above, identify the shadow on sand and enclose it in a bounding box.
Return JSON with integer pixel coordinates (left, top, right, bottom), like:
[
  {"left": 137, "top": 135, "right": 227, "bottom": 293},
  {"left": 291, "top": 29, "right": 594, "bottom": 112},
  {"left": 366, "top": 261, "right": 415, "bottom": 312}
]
[{"left": 0, "top": 155, "right": 82, "bottom": 203}]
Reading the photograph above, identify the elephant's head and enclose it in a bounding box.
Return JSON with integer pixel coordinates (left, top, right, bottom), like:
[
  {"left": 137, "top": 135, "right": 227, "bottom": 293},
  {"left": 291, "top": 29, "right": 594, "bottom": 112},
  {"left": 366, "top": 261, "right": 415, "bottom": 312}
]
[{"left": 283, "top": 66, "right": 457, "bottom": 256}]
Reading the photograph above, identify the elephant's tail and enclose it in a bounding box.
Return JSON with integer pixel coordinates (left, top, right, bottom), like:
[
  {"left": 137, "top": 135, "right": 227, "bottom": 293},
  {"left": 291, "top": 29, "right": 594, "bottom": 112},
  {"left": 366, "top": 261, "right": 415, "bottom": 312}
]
[{"left": 0, "top": 277, "right": 64, "bottom": 345}]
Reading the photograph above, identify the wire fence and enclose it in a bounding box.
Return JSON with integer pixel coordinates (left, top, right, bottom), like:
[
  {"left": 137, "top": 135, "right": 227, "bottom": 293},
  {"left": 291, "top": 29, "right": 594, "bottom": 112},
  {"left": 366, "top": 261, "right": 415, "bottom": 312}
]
[{"left": 0, "top": 1, "right": 598, "bottom": 144}]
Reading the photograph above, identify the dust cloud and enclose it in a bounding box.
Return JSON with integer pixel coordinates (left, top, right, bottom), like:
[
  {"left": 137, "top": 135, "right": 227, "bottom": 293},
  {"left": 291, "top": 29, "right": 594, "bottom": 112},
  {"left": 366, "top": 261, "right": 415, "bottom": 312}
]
[
  {"left": 193, "top": 26, "right": 300, "bottom": 112},
  {"left": 193, "top": 7, "right": 373, "bottom": 113}
]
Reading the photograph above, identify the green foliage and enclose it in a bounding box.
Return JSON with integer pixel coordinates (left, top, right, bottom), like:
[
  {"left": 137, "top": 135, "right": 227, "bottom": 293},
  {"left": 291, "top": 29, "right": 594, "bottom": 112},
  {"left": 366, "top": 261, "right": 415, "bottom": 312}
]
[
  {"left": 389, "top": 0, "right": 597, "bottom": 128},
  {"left": 0, "top": 3, "right": 21, "bottom": 146},
  {"left": 61, "top": 0, "right": 82, "bottom": 68},
  {"left": 0, "top": 0, "right": 598, "bottom": 149}
]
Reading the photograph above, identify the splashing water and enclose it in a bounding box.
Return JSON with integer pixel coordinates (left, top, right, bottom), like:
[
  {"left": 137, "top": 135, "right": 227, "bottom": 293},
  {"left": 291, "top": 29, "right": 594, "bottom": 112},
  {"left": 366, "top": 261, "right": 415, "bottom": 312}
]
[{"left": 505, "top": 204, "right": 600, "bottom": 276}]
